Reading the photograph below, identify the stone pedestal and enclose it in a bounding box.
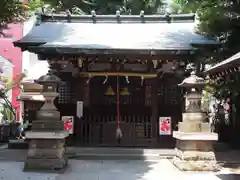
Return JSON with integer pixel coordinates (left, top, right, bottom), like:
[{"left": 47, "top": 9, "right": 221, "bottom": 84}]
[
  {"left": 173, "top": 131, "right": 218, "bottom": 171},
  {"left": 24, "top": 132, "right": 68, "bottom": 171},
  {"left": 24, "top": 72, "right": 69, "bottom": 172},
  {"left": 174, "top": 113, "right": 218, "bottom": 161},
  {"left": 174, "top": 129, "right": 217, "bottom": 156},
  {"left": 173, "top": 72, "right": 219, "bottom": 171}
]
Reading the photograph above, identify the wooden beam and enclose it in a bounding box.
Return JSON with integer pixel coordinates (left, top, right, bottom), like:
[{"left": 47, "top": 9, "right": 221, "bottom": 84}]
[
  {"left": 38, "top": 53, "right": 192, "bottom": 62},
  {"left": 80, "top": 72, "right": 158, "bottom": 78}
]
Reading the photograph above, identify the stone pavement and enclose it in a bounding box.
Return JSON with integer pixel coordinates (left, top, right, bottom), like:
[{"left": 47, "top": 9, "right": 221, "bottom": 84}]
[
  {"left": 0, "top": 147, "right": 240, "bottom": 180},
  {"left": 0, "top": 147, "right": 176, "bottom": 161},
  {"left": 0, "top": 159, "right": 239, "bottom": 180},
  {"left": 0, "top": 147, "right": 240, "bottom": 162}
]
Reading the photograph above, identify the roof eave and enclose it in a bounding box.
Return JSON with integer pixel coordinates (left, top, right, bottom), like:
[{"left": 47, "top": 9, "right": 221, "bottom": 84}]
[
  {"left": 205, "top": 61, "right": 240, "bottom": 74},
  {"left": 13, "top": 40, "right": 46, "bottom": 51},
  {"left": 191, "top": 42, "right": 221, "bottom": 50},
  {"left": 28, "top": 46, "right": 196, "bottom": 56},
  {"left": 205, "top": 53, "right": 240, "bottom": 74}
]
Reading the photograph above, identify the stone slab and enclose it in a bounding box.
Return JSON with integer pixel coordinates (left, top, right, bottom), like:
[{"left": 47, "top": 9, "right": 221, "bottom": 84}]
[
  {"left": 173, "top": 131, "right": 218, "bottom": 141},
  {"left": 25, "top": 131, "right": 69, "bottom": 139},
  {"left": 178, "top": 122, "right": 201, "bottom": 132},
  {"left": 27, "top": 148, "right": 65, "bottom": 159},
  {"left": 176, "top": 139, "right": 214, "bottom": 151},
  {"left": 182, "top": 112, "right": 207, "bottom": 122},
  {"left": 175, "top": 149, "right": 216, "bottom": 161},
  {"left": 29, "top": 139, "right": 65, "bottom": 149},
  {"left": 32, "top": 120, "right": 64, "bottom": 131},
  {"left": 178, "top": 122, "right": 211, "bottom": 133},
  {"left": 172, "top": 157, "right": 221, "bottom": 172},
  {"left": 201, "top": 123, "right": 211, "bottom": 132},
  {"left": 8, "top": 139, "right": 28, "bottom": 149},
  {"left": 36, "top": 110, "right": 60, "bottom": 121}
]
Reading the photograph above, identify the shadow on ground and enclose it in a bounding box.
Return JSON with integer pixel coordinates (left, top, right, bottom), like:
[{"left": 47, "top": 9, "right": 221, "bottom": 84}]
[
  {"left": 216, "top": 174, "right": 240, "bottom": 180},
  {"left": 215, "top": 150, "right": 240, "bottom": 169},
  {"left": 0, "top": 159, "right": 181, "bottom": 180},
  {"left": 0, "top": 148, "right": 182, "bottom": 180}
]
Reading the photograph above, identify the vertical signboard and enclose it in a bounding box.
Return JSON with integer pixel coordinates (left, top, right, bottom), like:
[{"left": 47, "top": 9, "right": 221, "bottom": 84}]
[
  {"left": 159, "top": 117, "right": 172, "bottom": 135},
  {"left": 76, "top": 101, "right": 83, "bottom": 119},
  {"left": 62, "top": 116, "right": 74, "bottom": 134}
]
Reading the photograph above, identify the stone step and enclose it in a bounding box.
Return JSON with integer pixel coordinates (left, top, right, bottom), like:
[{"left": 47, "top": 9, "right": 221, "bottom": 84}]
[
  {"left": 67, "top": 153, "right": 174, "bottom": 160},
  {"left": 5, "top": 141, "right": 177, "bottom": 160},
  {"left": 8, "top": 139, "right": 28, "bottom": 149},
  {"left": 6, "top": 141, "right": 177, "bottom": 156},
  {"left": 66, "top": 147, "right": 176, "bottom": 160},
  {"left": 67, "top": 147, "right": 176, "bottom": 155}
]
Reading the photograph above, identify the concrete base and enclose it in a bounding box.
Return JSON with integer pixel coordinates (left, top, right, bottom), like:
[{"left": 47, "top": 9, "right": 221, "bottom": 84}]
[
  {"left": 173, "top": 131, "right": 218, "bottom": 141},
  {"left": 24, "top": 131, "right": 69, "bottom": 172},
  {"left": 8, "top": 139, "right": 28, "bottom": 149},
  {"left": 175, "top": 149, "right": 216, "bottom": 161},
  {"left": 172, "top": 157, "right": 220, "bottom": 171},
  {"left": 173, "top": 131, "right": 218, "bottom": 171}
]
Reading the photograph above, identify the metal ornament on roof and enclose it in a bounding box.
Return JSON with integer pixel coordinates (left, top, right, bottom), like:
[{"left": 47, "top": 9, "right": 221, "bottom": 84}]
[{"left": 178, "top": 71, "right": 204, "bottom": 88}]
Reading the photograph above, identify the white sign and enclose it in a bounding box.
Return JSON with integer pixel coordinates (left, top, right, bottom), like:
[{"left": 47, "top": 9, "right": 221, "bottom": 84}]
[
  {"left": 76, "top": 101, "right": 83, "bottom": 119},
  {"left": 62, "top": 116, "right": 74, "bottom": 134},
  {"left": 159, "top": 117, "right": 172, "bottom": 135}
]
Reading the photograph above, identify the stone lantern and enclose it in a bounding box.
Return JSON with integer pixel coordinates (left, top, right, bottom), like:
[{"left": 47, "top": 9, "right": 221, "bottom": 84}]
[
  {"left": 24, "top": 71, "right": 69, "bottom": 172},
  {"left": 172, "top": 72, "right": 218, "bottom": 171}
]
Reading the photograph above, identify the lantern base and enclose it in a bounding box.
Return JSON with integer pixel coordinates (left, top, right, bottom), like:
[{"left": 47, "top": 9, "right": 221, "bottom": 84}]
[
  {"left": 172, "top": 156, "right": 220, "bottom": 172},
  {"left": 24, "top": 132, "right": 69, "bottom": 173},
  {"left": 173, "top": 131, "right": 218, "bottom": 171}
]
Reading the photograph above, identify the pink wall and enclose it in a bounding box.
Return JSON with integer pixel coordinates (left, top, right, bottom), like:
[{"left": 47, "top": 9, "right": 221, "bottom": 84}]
[{"left": 0, "top": 24, "right": 23, "bottom": 120}]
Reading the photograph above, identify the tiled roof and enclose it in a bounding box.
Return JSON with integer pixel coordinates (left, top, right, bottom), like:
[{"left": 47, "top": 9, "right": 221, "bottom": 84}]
[{"left": 14, "top": 13, "right": 218, "bottom": 53}]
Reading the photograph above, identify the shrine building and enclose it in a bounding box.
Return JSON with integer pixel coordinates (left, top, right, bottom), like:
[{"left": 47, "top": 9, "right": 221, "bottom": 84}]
[{"left": 14, "top": 11, "right": 217, "bottom": 148}]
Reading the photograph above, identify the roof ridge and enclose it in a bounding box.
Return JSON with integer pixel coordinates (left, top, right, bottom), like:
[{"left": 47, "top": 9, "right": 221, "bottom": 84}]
[{"left": 39, "top": 12, "right": 195, "bottom": 24}]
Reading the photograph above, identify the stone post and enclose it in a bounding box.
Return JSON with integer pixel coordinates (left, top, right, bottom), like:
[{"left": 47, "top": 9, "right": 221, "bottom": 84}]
[
  {"left": 24, "top": 71, "right": 69, "bottom": 172},
  {"left": 172, "top": 72, "right": 219, "bottom": 171}
]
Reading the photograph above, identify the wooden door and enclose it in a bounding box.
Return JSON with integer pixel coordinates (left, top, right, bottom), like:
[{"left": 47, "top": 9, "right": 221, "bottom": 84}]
[{"left": 76, "top": 76, "right": 153, "bottom": 146}]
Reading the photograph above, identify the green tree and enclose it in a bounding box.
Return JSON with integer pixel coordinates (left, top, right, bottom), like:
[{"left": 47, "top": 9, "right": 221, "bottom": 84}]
[
  {"left": 176, "top": 0, "right": 240, "bottom": 97},
  {"left": 170, "top": 0, "right": 191, "bottom": 13},
  {"left": 170, "top": 0, "right": 201, "bottom": 13},
  {"left": 40, "top": 0, "right": 164, "bottom": 14},
  {"left": 0, "top": 0, "right": 165, "bottom": 25},
  {"left": 0, "top": 0, "right": 25, "bottom": 35},
  {"left": 173, "top": 0, "right": 240, "bottom": 60}
]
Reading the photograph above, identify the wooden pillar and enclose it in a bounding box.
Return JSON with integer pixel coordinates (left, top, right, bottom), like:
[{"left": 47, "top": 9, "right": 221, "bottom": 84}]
[
  {"left": 73, "top": 76, "right": 84, "bottom": 102},
  {"left": 151, "top": 77, "right": 158, "bottom": 146},
  {"left": 19, "top": 100, "right": 24, "bottom": 123},
  {"left": 73, "top": 76, "right": 90, "bottom": 144}
]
